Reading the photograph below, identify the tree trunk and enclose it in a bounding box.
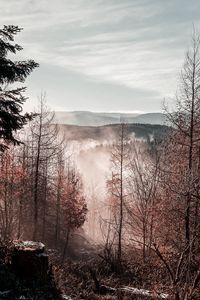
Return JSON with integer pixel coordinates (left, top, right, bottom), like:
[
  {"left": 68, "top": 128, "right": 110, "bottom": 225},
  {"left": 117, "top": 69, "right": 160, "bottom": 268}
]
[
  {"left": 33, "top": 115, "right": 42, "bottom": 241},
  {"left": 62, "top": 228, "right": 70, "bottom": 264},
  {"left": 117, "top": 124, "right": 124, "bottom": 269}
]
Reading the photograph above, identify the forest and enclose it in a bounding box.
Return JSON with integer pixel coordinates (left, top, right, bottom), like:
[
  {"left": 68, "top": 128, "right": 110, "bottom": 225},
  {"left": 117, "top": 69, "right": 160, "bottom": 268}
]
[{"left": 0, "top": 25, "right": 200, "bottom": 300}]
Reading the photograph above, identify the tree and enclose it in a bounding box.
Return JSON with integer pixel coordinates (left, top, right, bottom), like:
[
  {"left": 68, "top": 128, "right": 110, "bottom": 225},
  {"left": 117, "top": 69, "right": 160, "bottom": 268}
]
[
  {"left": 0, "top": 148, "right": 18, "bottom": 240},
  {"left": 152, "top": 30, "right": 200, "bottom": 300},
  {"left": 0, "top": 25, "right": 38, "bottom": 151},
  {"left": 127, "top": 140, "right": 160, "bottom": 262},
  {"left": 164, "top": 30, "right": 200, "bottom": 247},
  {"left": 29, "top": 96, "right": 61, "bottom": 240},
  {"left": 106, "top": 123, "right": 130, "bottom": 271},
  {"left": 55, "top": 149, "right": 65, "bottom": 248},
  {"left": 61, "top": 167, "right": 87, "bottom": 263}
]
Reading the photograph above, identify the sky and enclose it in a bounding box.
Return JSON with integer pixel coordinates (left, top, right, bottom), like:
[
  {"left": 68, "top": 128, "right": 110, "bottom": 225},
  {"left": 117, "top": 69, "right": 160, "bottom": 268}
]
[{"left": 0, "top": 0, "right": 200, "bottom": 113}]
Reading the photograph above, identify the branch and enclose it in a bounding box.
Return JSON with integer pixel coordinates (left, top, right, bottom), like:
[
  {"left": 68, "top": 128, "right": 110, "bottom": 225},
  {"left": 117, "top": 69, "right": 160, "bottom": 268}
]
[{"left": 153, "top": 244, "right": 175, "bottom": 284}]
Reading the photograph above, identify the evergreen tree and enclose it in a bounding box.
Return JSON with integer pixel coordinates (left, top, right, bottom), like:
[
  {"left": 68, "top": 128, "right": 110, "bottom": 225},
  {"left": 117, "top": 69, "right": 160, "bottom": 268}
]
[{"left": 0, "top": 25, "right": 39, "bottom": 151}]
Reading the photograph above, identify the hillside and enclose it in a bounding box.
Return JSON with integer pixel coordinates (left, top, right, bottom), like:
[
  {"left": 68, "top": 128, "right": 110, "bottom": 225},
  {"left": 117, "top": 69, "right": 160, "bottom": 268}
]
[
  {"left": 58, "top": 123, "right": 170, "bottom": 143},
  {"left": 131, "top": 113, "right": 167, "bottom": 125}
]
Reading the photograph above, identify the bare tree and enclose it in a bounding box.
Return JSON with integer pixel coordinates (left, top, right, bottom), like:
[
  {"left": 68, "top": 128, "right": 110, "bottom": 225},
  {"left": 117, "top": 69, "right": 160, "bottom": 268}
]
[
  {"left": 106, "top": 123, "right": 130, "bottom": 270},
  {"left": 165, "top": 30, "right": 200, "bottom": 246},
  {"left": 151, "top": 29, "right": 200, "bottom": 300},
  {"left": 127, "top": 140, "right": 160, "bottom": 262},
  {"left": 29, "top": 95, "right": 61, "bottom": 240}
]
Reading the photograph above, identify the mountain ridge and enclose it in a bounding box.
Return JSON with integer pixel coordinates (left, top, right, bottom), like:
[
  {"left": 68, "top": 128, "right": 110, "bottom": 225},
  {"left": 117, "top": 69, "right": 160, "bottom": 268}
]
[{"left": 54, "top": 111, "right": 166, "bottom": 126}]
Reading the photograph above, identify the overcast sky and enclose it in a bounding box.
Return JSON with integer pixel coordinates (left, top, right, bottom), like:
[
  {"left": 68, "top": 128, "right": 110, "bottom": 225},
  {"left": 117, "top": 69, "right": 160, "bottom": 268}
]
[{"left": 1, "top": 0, "right": 200, "bottom": 113}]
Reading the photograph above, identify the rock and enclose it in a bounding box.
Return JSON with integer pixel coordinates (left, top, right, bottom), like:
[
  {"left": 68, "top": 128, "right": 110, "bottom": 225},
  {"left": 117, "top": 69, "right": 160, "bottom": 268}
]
[{"left": 12, "top": 240, "right": 49, "bottom": 285}]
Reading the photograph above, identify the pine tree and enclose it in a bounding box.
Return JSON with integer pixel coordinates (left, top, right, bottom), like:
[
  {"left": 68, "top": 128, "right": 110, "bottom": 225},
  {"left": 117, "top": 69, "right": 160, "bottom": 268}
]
[{"left": 0, "top": 25, "right": 39, "bottom": 151}]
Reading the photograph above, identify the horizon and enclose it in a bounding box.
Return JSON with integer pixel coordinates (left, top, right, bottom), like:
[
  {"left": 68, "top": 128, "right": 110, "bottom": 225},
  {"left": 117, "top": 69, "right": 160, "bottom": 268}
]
[{"left": 53, "top": 110, "right": 161, "bottom": 114}]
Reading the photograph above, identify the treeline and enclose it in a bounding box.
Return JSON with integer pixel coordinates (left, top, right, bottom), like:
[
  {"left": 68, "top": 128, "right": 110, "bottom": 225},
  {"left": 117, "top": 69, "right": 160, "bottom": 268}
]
[
  {"left": 0, "top": 99, "right": 87, "bottom": 261},
  {"left": 59, "top": 123, "right": 170, "bottom": 145}
]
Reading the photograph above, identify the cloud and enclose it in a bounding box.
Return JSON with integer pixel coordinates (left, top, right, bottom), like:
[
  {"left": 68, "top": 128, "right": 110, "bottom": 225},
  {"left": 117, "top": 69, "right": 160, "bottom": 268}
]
[{"left": 0, "top": 0, "right": 200, "bottom": 111}]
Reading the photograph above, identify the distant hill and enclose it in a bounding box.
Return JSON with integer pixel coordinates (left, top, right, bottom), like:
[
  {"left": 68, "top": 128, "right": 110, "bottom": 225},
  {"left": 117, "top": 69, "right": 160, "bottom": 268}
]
[
  {"left": 54, "top": 111, "right": 166, "bottom": 126},
  {"left": 58, "top": 123, "right": 170, "bottom": 144},
  {"left": 131, "top": 113, "right": 167, "bottom": 125}
]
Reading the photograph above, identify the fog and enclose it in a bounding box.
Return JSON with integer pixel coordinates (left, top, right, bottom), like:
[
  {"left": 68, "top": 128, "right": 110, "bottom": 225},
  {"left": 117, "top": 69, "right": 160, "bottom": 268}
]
[
  {"left": 63, "top": 127, "right": 147, "bottom": 243},
  {"left": 66, "top": 138, "right": 112, "bottom": 242}
]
